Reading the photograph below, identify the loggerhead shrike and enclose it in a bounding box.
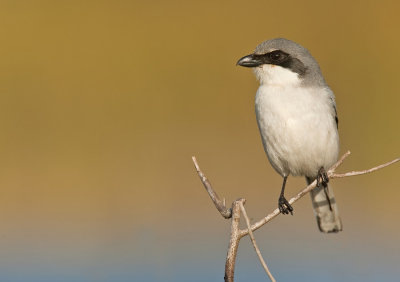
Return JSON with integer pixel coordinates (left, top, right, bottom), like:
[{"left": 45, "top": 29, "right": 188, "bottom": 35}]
[{"left": 237, "top": 38, "right": 342, "bottom": 233}]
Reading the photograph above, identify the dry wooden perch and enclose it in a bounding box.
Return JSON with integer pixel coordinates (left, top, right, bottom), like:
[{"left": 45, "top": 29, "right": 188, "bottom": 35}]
[{"left": 192, "top": 151, "right": 399, "bottom": 282}]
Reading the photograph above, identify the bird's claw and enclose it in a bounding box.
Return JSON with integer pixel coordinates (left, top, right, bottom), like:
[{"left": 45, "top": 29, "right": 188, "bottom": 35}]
[
  {"left": 317, "top": 167, "right": 329, "bottom": 188},
  {"left": 278, "top": 196, "right": 293, "bottom": 215}
]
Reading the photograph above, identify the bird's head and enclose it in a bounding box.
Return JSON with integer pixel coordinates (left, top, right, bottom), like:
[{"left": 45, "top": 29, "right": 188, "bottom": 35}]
[{"left": 237, "top": 38, "right": 325, "bottom": 87}]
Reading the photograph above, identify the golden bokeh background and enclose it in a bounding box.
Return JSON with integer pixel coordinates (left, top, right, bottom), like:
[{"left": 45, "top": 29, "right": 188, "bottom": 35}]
[{"left": 0, "top": 1, "right": 399, "bottom": 281}]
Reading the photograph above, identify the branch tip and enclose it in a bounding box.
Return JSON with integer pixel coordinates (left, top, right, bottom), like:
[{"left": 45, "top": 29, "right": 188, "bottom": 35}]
[{"left": 192, "top": 156, "right": 200, "bottom": 171}]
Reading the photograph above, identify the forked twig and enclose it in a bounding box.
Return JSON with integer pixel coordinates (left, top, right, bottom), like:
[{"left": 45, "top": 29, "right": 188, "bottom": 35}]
[{"left": 192, "top": 150, "right": 399, "bottom": 281}]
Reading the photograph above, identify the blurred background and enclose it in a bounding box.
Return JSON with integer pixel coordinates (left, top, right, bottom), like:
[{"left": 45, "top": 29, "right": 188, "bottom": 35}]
[{"left": 0, "top": 0, "right": 399, "bottom": 281}]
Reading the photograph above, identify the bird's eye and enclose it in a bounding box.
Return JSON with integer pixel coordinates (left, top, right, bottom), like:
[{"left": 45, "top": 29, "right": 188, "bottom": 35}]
[{"left": 268, "top": 51, "right": 285, "bottom": 61}]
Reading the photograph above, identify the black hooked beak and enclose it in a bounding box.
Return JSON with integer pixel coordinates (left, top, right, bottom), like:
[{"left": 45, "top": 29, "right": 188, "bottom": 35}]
[{"left": 236, "top": 54, "right": 263, "bottom": 67}]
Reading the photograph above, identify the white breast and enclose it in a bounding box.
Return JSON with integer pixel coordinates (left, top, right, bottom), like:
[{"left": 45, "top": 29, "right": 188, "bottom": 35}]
[{"left": 254, "top": 65, "right": 339, "bottom": 177}]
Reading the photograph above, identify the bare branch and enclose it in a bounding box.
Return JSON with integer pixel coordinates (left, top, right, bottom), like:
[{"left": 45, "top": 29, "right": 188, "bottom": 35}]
[
  {"left": 192, "top": 156, "right": 232, "bottom": 218},
  {"left": 225, "top": 199, "right": 244, "bottom": 282},
  {"left": 328, "top": 150, "right": 351, "bottom": 171},
  {"left": 330, "top": 157, "right": 400, "bottom": 178},
  {"left": 193, "top": 150, "right": 400, "bottom": 281},
  {"left": 239, "top": 202, "right": 276, "bottom": 282}
]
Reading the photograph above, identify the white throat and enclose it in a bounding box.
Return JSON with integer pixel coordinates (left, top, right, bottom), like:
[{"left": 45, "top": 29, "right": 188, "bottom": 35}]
[{"left": 253, "top": 64, "right": 301, "bottom": 86}]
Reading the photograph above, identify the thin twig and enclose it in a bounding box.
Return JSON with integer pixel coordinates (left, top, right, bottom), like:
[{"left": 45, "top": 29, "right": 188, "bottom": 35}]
[
  {"left": 328, "top": 150, "right": 351, "bottom": 172},
  {"left": 239, "top": 202, "right": 276, "bottom": 282},
  {"left": 330, "top": 158, "right": 400, "bottom": 178},
  {"left": 192, "top": 156, "right": 232, "bottom": 218}
]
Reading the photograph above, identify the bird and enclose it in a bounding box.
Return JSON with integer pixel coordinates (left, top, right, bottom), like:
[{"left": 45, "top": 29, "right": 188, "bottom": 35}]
[{"left": 237, "top": 38, "right": 342, "bottom": 233}]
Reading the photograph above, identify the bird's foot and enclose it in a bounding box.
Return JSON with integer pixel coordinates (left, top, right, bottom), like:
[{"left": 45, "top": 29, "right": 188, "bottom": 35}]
[
  {"left": 317, "top": 167, "right": 333, "bottom": 210},
  {"left": 278, "top": 196, "right": 293, "bottom": 215},
  {"left": 317, "top": 167, "right": 329, "bottom": 188}
]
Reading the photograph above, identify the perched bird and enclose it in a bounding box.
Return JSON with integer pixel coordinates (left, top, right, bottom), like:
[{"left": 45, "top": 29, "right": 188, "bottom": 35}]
[{"left": 237, "top": 38, "right": 342, "bottom": 233}]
